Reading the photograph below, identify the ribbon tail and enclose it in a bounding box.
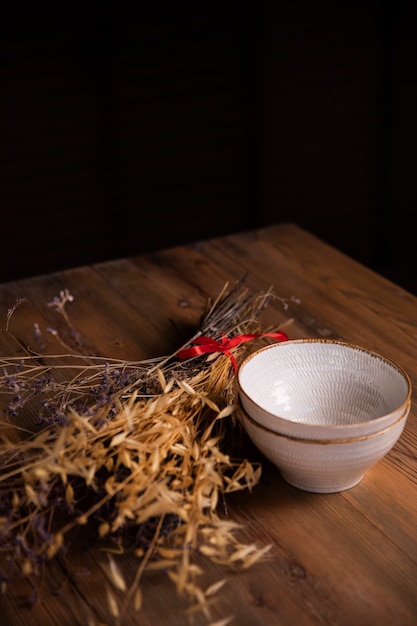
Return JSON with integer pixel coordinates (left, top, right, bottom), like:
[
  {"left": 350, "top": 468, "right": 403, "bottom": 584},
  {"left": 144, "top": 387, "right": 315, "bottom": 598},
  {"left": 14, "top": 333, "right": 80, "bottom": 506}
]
[{"left": 176, "top": 344, "right": 221, "bottom": 361}]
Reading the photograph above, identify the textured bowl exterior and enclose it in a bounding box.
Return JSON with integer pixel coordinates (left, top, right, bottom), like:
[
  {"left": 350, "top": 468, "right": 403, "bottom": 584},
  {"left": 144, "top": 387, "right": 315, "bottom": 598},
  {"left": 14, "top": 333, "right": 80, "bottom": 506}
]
[
  {"left": 237, "top": 339, "right": 412, "bottom": 440},
  {"left": 237, "top": 399, "right": 410, "bottom": 493}
]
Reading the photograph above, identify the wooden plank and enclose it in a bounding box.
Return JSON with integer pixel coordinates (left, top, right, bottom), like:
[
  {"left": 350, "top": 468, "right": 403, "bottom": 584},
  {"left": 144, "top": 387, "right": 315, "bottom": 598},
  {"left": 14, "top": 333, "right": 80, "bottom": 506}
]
[{"left": 1, "top": 223, "right": 417, "bottom": 626}]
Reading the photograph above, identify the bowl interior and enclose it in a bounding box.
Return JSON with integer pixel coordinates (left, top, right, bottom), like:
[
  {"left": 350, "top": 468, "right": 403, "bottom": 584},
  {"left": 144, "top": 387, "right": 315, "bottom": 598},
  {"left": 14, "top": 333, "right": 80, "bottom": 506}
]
[{"left": 237, "top": 340, "right": 411, "bottom": 427}]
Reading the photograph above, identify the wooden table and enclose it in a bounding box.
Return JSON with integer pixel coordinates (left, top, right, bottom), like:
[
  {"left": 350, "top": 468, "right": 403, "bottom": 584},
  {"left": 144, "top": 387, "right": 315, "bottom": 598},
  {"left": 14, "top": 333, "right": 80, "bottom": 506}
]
[{"left": 1, "top": 222, "right": 416, "bottom": 626}]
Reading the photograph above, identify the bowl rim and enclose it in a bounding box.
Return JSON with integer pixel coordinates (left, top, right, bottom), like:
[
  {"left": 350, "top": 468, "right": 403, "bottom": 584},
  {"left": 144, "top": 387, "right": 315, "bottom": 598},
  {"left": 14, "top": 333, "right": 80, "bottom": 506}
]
[
  {"left": 236, "top": 338, "right": 412, "bottom": 432},
  {"left": 236, "top": 395, "right": 411, "bottom": 445}
]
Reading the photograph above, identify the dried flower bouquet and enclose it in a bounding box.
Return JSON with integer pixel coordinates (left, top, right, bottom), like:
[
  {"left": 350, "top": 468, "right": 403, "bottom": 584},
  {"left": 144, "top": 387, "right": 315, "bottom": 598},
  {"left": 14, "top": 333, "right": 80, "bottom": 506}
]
[{"left": 0, "top": 280, "right": 288, "bottom": 625}]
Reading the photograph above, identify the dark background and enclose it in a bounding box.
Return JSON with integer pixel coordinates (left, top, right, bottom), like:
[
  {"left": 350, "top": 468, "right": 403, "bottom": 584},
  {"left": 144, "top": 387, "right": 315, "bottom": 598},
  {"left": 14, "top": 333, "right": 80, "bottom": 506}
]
[{"left": 1, "top": 1, "right": 416, "bottom": 292}]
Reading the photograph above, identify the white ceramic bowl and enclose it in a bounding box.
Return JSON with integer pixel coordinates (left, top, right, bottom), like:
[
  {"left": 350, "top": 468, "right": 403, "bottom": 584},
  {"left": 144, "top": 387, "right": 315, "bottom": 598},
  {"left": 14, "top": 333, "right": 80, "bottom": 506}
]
[
  {"left": 236, "top": 396, "right": 411, "bottom": 493},
  {"left": 237, "top": 339, "right": 412, "bottom": 440}
]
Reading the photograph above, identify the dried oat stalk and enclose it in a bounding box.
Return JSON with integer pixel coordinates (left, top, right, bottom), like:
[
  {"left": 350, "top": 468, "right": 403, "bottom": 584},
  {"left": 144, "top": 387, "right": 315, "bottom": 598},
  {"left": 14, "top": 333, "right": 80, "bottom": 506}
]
[{"left": 0, "top": 280, "right": 288, "bottom": 625}]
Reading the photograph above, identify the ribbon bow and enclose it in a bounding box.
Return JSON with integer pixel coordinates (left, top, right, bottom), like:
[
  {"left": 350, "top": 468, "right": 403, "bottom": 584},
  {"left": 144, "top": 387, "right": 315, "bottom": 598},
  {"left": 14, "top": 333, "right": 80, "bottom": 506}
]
[{"left": 176, "top": 330, "right": 289, "bottom": 373}]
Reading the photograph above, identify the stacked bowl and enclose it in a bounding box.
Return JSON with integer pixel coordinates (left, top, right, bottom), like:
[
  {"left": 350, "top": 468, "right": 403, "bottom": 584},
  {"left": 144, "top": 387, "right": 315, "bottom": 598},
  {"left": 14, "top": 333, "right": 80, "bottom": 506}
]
[{"left": 236, "top": 339, "right": 412, "bottom": 493}]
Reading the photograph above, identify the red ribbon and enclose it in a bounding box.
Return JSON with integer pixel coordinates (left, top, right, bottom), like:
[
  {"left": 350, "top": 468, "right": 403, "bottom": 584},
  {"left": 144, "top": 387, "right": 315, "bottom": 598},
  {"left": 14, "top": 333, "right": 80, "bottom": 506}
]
[{"left": 176, "top": 331, "right": 289, "bottom": 373}]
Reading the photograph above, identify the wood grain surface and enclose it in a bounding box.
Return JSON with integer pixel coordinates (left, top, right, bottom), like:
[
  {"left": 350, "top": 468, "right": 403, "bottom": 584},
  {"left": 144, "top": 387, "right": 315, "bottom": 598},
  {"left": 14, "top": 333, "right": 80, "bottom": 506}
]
[{"left": 0, "top": 222, "right": 416, "bottom": 626}]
